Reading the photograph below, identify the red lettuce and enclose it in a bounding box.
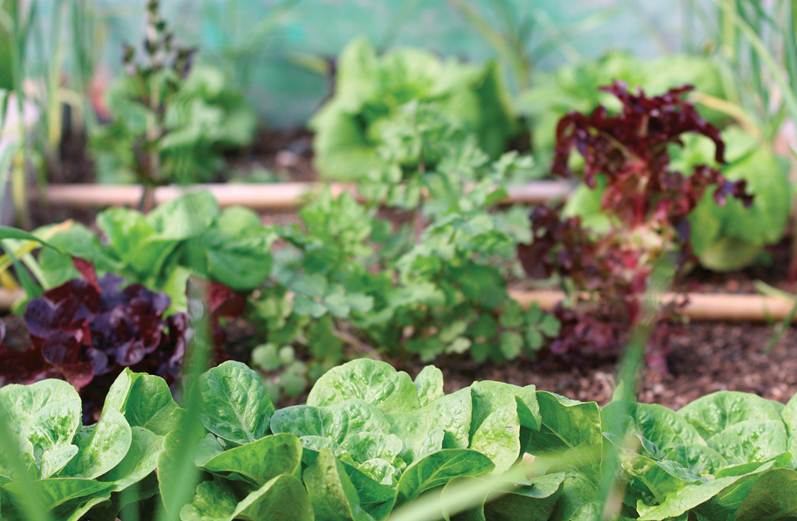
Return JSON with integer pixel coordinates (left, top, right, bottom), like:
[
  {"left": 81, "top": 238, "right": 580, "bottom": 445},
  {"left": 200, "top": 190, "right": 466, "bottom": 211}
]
[
  {"left": 0, "top": 261, "right": 188, "bottom": 411},
  {"left": 520, "top": 83, "right": 752, "bottom": 360}
]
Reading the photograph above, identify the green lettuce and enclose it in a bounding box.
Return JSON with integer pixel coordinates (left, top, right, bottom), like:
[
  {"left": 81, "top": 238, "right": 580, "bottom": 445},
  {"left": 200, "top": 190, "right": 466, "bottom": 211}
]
[
  {"left": 310, "top": 38, "right": 516, "bottom": 180},
  {"left": 5, "top": 359, "right": 797, "bottom": 519},
  {"left": 34, "top": 191, "right": 274, "bottom": 307}
]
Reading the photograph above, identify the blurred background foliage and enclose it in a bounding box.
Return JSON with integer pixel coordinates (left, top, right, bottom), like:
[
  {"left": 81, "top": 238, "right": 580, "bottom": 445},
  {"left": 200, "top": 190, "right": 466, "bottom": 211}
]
[{"left": 43, "top": 0, "right": 705, "bottom": 128}]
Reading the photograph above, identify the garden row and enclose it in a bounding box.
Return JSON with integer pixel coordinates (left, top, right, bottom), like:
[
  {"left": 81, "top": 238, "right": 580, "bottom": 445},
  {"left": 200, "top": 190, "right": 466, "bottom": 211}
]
[
  {"left": 2, "top": 358, "right": 796, "bottom": 520},
  {"left": 2, "top": 47, "right": 794, "bottom": 403}
]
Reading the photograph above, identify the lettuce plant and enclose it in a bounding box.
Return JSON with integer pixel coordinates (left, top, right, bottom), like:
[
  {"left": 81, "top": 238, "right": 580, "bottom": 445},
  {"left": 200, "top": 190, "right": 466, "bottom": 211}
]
[
  {"left": 4, "top": 358, "right": 797, "bottom": 520},
  {"left": 0, "top": 260, "right": 187, "bottom": 419},
  {"left": 36, "top": 191, "right": 273, "bottom": 309},
  {"left": 681, "top": 128, "right": 791, "bottom": 271},
  {"left": 519, "top": 51, "right": 729, "bottom": 177},
  {"left": 519, "top": 83, "right": 751, "bottom": 358},
  {"left": 310, "top": 38, "right": 516, "bottom": 181},
  {"left": 91, "top": 0, "right": 256, "bottom": 186},
  {"left": 523, "top": 52, "right": 789, "bottom": 272}
]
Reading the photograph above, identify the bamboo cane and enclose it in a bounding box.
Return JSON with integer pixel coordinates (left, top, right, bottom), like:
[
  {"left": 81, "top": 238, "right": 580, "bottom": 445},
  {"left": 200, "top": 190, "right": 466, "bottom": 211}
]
[
  {"left": 509, "top": 289, "right": 797, "bottom": 322},
  {"left": 0, "top": 285, "right": 793, "bottom": 321},
  {"left": 37, "top": 181, "right": 574, "bottom": 210}
]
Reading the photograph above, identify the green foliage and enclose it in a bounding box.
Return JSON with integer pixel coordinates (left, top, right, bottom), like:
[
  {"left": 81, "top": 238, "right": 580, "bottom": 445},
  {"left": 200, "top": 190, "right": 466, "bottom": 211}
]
[
  {"left": 253, "top": 182, "right": 557, "bottom": 376},
  {"left": 682, "top": 129, "right": 791, "bottom": 271},
  {"left": 7, "top": 359, "right": 797, "bottom": 520},
  {"left": 93, "top": 63, "right": 256, "bottom": 185},
  {"left": 310, "top": 38, "right": 517, "bottom": 181},
  {"left": 35, "top": 191, "right": 274, "bottom": 306}
]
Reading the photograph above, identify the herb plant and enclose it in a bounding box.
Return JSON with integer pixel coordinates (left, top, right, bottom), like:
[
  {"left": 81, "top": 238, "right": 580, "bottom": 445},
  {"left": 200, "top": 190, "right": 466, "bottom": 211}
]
[
  {"left": 91, "top": 0, "right": 256, "bottom": 188},
  {"left": 3, "top": 358, "right": 797, "bottom": 520},
  {"left": 519, "top": 83, "right": 751, "bottom": 359}
]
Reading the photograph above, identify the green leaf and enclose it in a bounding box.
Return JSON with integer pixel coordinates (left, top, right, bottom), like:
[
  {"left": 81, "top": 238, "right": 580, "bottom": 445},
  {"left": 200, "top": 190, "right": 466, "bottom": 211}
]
[
  {"left": 231, "top": 474, "right": 313, "bottom": 521},
  {"left": 482, "top": 472, "right": 566, "bottom": 521},
  {"left": 0, "top": 379, "right": 81, "bottom": 479},
  {"left": 678, "top": 391, "right": 784, "bottom": 439},
  {"left": 180, "top": 479, "right": 239, "bottom": 521},
  {"left": 678, "top": 391, "right": 787, "bottom": 465},
  {"left": 183, "top": 206, "right": 273, "bottom": 291},
  {"left": 782, "top": 393, "right": 797, "bottom": 465},
  {"left": 201, "top": 433, "right": 302, "bottom": 487},
  {"left": 147, "top": 191, "right": 219, "bottom": 240},
  {"left": 104, "top": 369, "right": 181, "bottom": 436},
  {"left": 635, "top": 473, "right": 753, "bottom": 520},
  {"left": 469, "top": 381, "right": 539, "bottom": 472},
  {"left": 96, "top": 207, "right": 176, "bottom": 278},
  {"left": 395, "top": 388, "right": 473, "bottom": 462},
  {"left": 2, "top": 477, "right": 112, "bottom": 514},
  {"left": 397, "top": 449, "right": 494, "bottom": 502},
  {"left": 414, "top": 366, "right": 444, "bottom": 407},
  {"left": 0, "top": 225, "right": 61, "bottom": 252},
  {"left": 62, "top": 408, "right": 132, "bottom": 479},
  {"left": 101, "top": 426, "right": 163, "bottom": 491},
  {"left": 498, "top": 332, "right": 522, "bottom": 359},
  {"left": 307, "top": 359, "right": 419, "bottom": 414},
  {"left": 199, "top": 361, "right": 275, "bottom": 445},
  {"left": 271, "top": 401, "right": 402, "bottom": 484},
  {"left": 735, "top": 468, "right": 797, "bottom": 521},
  {"left": 525, "top": 392, "right": 602, "bottom": 480},
  {"left": 303, "top": 447, "right": 375, "bottom": 521}
]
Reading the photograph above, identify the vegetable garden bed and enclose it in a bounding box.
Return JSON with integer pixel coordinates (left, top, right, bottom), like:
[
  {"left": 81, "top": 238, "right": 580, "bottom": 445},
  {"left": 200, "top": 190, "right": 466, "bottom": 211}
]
[{"left": 4, "top": 1, "right": 797, "bottom": 519}]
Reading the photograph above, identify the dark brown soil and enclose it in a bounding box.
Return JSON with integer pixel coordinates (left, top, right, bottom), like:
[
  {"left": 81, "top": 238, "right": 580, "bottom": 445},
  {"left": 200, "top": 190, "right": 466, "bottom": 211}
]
[
  {"left": 393, "top": 321, "right": 797, "bottom": 409},
  {"left": 226, "top": 128, "right": 317, "bottom": 183}
]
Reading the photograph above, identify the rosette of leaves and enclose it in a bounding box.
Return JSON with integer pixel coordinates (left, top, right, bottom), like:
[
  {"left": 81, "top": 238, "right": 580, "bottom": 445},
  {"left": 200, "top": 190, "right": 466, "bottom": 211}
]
[
  {"left": 565, "top": 127, "right": 791, "bottom": 273},
  {"left": 35, "top": 192, "right": 273, "bottom": 310},
  {"left": 0, "top": 260, "right": 187, "bottom": 419},
  {"left": 91, "top": 0, "right": 255, "bottom": 186},
  {"left": 519, "top": 51, "right": 728, "bottom": 176},
  {"left": 605, "top": 391, "right": 797, "bottom": 519},
  {"left": 519, "top": 83, "right": 751, "bottom": 358},
  {"left": 310, "top": 37, "right": 517, "bottom": 181}
]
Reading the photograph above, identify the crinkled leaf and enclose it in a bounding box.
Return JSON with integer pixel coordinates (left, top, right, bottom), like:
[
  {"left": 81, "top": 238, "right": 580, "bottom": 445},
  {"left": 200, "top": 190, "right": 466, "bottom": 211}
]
[
  {"left": 307, "top": 359, "right": 419, "bottom": 413},
  {"left": 199, "top": 361, "right": 274, "bottom": 445},
  {"left": 62, "top": 408, "right": 132, "bottom": 478},
  {"left": 0, "top": 379, "right": 81, "bottom": 478},
  {"left": 469, "top": 381, "right": 540, "bottom": 472}
]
